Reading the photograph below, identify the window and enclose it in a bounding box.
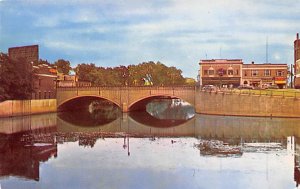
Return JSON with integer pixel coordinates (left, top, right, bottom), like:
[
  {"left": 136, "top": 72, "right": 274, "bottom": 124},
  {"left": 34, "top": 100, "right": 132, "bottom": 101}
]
[
  {"left": 227, "top": 70, "right": 234, "bottom": 75},
  {"left": 264, "top": 70, "right": 271, "bottom": 76},
  {"left": 251, "top": 70, "right": 259, "bottom": 76},
  {"left": 204, "top": 70, "right": 208, "bottom": 75},
  {"left": 235, "top": 70, "right": 239, "bottom": 75},
  {"left": 208, "top": 70, "right": 214, "bottom": 75},
  {"left": 276, "top": 70, "right": 284, "bottom": 76}
]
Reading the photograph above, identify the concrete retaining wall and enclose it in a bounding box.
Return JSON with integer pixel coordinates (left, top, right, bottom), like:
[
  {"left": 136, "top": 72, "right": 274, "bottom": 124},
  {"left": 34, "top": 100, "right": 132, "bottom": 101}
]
[
  {"left": 195, "top": 91, "right": 300, "bottom": 118},
  {"left": 0, "top": 99, "right": 57, "bottom": 117}
]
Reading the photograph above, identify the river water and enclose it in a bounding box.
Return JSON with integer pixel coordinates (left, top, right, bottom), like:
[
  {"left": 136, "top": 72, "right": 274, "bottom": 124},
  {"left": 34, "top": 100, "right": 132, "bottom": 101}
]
[{"left": 1, "top": 99, "right": 300, "bottom": 189}]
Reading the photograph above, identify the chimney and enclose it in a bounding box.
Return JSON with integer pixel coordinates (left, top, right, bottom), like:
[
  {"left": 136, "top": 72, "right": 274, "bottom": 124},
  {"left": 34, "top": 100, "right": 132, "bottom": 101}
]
[{"left": 297, "top": 33, "right": 299, "bottom": 40}]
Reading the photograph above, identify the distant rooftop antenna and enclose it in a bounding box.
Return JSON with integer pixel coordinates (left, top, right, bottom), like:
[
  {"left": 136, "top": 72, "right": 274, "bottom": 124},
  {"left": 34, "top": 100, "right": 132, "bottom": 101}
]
[
  {"left": 266, "top": 37, "right": 269, "bottom": 63},
  {"left": 205, "top": 53, "right": 207, "bottom": 59}
]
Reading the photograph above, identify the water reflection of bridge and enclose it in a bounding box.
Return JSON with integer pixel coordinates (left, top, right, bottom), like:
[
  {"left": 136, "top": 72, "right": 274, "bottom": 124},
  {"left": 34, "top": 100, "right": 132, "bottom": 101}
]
[
  {"left": 2, "top": 113, "right": 300, "bottom": 141},
  {"left": 1, "top": 113, "right": 300, "bottom": 184},
  {"left": 56, "top": 114, "right": 300, "bottom": 141}
]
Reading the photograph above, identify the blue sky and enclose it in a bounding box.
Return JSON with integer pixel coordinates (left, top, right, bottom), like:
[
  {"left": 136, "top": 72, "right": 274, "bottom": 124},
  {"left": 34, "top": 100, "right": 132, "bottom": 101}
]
[{"left": 0, "top": 0, "right": 299, "bottom": 78}]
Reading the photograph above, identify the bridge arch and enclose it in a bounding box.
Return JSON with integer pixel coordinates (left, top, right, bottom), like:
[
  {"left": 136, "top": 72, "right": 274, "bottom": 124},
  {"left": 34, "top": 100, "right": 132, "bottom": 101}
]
[
  {"left": 57, "top": 95, "right": 122, "bottom": 111},
  {"left": 128, "top": 94, "right": 195, "bottom": 112}
]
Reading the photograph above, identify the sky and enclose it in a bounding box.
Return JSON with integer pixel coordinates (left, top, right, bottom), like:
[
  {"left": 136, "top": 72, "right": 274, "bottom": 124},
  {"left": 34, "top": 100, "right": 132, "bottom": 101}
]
[{"left": 0, "top": 0, "right": 299, "bottom": 78}]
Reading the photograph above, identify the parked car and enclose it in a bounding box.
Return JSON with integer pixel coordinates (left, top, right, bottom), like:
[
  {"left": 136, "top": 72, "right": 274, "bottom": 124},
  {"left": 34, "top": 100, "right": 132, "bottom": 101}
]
[
  {"left": 202, "top": 85, "right": 217, "bottom": 91},
  {"left": 266, "top": 85, "right": 279, "bottom": 89},
  {"left": 237, "top": 85, "right": 254, "bottom": 90}
]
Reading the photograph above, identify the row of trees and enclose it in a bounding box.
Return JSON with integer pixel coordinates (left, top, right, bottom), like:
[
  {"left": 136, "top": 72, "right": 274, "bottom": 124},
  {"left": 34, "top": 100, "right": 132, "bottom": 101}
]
[
  {"left": 75, "top": 61, "right": 187, "bottom": 86},
  {"left": 34, "top": 59, "right": 188, "bottom": 86}
]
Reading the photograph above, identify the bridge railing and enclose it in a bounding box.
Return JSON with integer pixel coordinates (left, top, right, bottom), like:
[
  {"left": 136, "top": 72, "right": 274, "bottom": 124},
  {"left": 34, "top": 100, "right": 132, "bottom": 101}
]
[
  {"left": 57, "top": 86, "right": 196, "bottom": 91},
  {"left": 200, "top": 88, "right": 300, "bottom": 99}
]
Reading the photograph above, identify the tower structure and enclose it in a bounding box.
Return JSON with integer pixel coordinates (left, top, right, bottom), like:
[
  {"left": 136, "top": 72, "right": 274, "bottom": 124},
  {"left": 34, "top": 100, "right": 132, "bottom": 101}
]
[{"left": 294, "top": 33, "right": 300, "bottom": 88}]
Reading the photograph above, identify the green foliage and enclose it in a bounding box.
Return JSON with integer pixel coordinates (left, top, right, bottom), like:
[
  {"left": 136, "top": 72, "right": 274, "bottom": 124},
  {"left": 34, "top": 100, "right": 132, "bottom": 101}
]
[
  {"left": 74, "top": 61, "right": 186, "bottom": 86},
  {"left": 54, "top": 59, "right": 72, "bottom": 74},
  {"left": 33, "top": 59, "right": 53, "bottom": 66},
  {"left": 75, "top": 63, "right": 97, "bottom": 81},
  {"left": 0, "top": 53, "right": 34, "bottom": 101}
]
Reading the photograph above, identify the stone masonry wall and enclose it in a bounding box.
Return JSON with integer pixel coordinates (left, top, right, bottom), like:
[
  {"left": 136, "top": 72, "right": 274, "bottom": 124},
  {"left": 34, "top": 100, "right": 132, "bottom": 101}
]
[
  {"left": 195, "top": 91, "right": 300, "bottom": 118},
  {"left": 0, "top": 99, "right": 57, "bottom": 117}
]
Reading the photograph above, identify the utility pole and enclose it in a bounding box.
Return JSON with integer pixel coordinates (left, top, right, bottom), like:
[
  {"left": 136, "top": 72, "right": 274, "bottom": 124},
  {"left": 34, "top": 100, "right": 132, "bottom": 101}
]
[
  {"left": 291, "top": 65, "right": 294, "bottom": 88},
  {"left": 266, "top": 37, "right": 269, "bottom": 63}
]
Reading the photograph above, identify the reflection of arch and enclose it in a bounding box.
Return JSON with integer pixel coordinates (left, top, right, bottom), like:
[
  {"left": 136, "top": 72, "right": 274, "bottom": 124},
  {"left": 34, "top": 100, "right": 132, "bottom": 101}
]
[
  {"left": 129, "top": 111, "right": 194, "bottom": 128},
  {"left": 57, "top": 95, "right": 121, "bottom": 111},
  {"left": 244, "top": 81, "right": 248, "bottom": 84},
  {"left": 128, "top": 95, "right": 195, "bottom": 112},
  {"left": 57, "top": 116, "right": 122, "bottom": 131},
  {"left": 57, "top": 109, "right": 121, "bottom": 127}
]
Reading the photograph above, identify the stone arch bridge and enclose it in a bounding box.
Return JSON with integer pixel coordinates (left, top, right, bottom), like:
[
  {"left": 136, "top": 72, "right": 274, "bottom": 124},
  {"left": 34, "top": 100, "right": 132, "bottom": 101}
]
[{"left": 56, "top": 86, "right": 196, "bottom": 112}]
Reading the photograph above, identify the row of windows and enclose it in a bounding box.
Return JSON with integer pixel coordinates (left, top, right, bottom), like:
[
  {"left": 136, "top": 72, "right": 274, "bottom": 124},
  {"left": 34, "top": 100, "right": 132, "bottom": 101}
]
[
  {"left": 204, "top": 69, "right": 285, "bottom": 77},
  {"left": 203, "top": 69, "right": 239, "bottom": 76},
  {"left": 245, "top": 70, "right": 284, "bottom": 77}
]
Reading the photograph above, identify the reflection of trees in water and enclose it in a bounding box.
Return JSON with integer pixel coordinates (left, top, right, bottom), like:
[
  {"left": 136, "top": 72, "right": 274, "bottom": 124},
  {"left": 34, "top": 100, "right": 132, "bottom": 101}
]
[
  {"left": 195, "top": 139, "right": 286, "bottom": 158},
  {"left": 196, "top": 140, "right": 243, "bottom": 157},
  {"left": 146, "top": 99, "right": 195, "bottom": 120},
  {"left": 89, "top": 101, "right": 120, "bottom": 120},
  {"left": 58, "top": 100, "right": 121, "bottom": 127}
]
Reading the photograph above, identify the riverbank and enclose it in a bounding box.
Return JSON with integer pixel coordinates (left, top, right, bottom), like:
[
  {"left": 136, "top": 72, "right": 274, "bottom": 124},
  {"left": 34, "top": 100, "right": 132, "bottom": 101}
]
[{"left": 0, "top": 99, "right": 57, "bottom": 117}]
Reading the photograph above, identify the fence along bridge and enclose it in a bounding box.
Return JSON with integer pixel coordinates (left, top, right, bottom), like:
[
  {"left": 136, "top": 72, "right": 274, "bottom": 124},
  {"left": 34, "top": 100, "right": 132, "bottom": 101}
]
[{"left": 56, "top": 86, "right": 196, "bottom": 112}]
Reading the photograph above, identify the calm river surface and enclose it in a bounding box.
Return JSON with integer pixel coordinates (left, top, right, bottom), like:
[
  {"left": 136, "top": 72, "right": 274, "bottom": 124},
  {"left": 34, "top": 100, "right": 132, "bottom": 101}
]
[{"left": 1, "top": 99, "right": 300, "bottom": 189}]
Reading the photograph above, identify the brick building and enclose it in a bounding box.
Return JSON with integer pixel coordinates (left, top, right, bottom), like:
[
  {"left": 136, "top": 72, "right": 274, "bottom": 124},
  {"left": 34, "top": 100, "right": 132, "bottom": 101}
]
[
  {"left": 198, "top": 59, "right": 243, "bottom": 87},
  {"left": 32, "top": 64, "right": 57, "bottom": 99},
  {"left": 242, "top": 62, "right": 288, "bottom": 88},
  {"left": 57, "top": 73, "right": 92, "bottom": 87},
  {"left": 199, "top": 59, "right": 288, "bottom": 89}
]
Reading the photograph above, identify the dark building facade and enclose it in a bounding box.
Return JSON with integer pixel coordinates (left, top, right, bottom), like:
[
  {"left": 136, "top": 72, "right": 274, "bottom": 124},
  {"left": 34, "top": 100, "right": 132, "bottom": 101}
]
[
  {"left": 7, "top": 45, "right": 59, "bottom": 99},
  {"left": 8, "top": 45, "right": 39, "bottom": 64},
  {"left": 294, "top": 33, "right": 300, "bottom": 88}
]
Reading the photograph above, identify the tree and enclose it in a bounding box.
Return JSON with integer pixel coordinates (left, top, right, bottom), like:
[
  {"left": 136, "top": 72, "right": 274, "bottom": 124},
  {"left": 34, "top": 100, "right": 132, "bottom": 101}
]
[
  {"left": 54, "top": 59, "right": 72, "bottom": 75},
  {"left": 74, "top": 63, "right": 97, "bottom": 81},
  {"left": 0, "top": 53, "right": 34, "bottom": 101},
  {"left": 33, "top": 59, "right": 53, "bottom": 66}
]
